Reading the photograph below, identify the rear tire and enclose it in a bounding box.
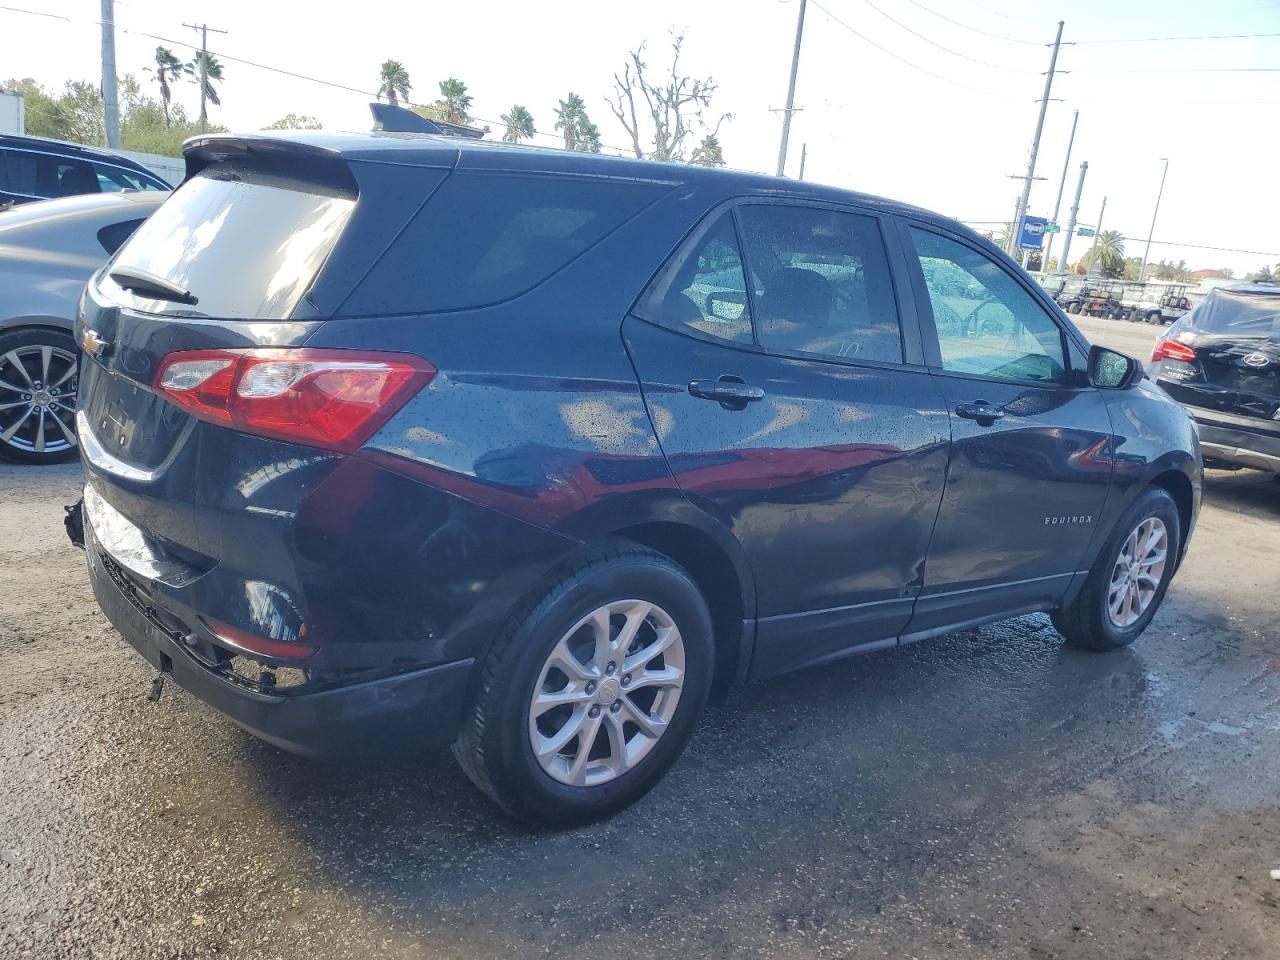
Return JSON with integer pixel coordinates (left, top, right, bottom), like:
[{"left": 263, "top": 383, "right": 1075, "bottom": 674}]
[
  {"left": 1052, "top": 488, "right": 1181, "bottom": 652},
  {"left": 452, "top": 544, "right": 713, "bottom": 827},
  {"left": 0, "top": 327, "right": 80, "bottom": 465}
]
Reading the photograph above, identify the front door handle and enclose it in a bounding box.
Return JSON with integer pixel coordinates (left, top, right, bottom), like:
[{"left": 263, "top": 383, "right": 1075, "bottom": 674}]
[
  {"left": 955, "top": 399, "right": 1005, "bottom": 426},
  {"left": 689, "top": 376, "right": 765, "bottom": 410}
]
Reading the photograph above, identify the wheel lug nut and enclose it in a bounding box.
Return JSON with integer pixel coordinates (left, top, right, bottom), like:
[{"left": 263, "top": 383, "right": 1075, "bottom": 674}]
[
  {"left": 21, "top": 394, "right": 30, "bottom": 401},
  {"left": 585, "top": 681, "right": 596, "bottom": 695},
  {"left": 588, "top": 705, "right": 601, "bottom": 718},
  {"left": 610, "top": 700, "right": 622, "bottom": 713},
  {"left": 606, "top": 661, "right": 616, "bottom": 675},
  {"left": 621, "top": 674, "right": 631, "bottom": 687}
]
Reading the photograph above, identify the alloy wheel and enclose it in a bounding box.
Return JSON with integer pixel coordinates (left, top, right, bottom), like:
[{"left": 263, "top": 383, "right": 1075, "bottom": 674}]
[
  {"left": 0, "top": 345, "right": 78, "bottom": 456},
  {"left": 1107, "top": 517, "right": 1168, "bottom": 628},
  {"left": 528, "top": 599, "right": 685, "bottom": 787}
]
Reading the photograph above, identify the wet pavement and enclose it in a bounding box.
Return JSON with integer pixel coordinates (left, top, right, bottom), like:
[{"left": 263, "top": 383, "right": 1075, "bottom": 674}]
[{"left": 2, "top": 318, "right": 1279, "bottom": 958}]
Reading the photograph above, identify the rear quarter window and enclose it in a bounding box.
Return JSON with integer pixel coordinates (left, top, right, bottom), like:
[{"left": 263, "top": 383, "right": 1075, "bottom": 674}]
[{"left": 340, "top": 172, "right": 671, "bottom": 315}]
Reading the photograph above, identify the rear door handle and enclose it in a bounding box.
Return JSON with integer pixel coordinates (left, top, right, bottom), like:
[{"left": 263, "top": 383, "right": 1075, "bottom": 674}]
[
  {"left": 689, "top": 376, "right": 765, "bottom": 410},
  {"left": 954, "top": 399, "right": 1005, "bottom": 426}
]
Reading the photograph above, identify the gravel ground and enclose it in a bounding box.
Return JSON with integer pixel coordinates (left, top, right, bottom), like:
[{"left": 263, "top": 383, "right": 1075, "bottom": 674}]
[{"left": 2, "top": 315, "right": 1278, "bottom": 959}]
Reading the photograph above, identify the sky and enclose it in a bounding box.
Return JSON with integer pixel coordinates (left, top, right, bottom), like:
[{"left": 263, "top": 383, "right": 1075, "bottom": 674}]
[{"left": 3, "top": 0, "right": 1278, "bottom": 275}]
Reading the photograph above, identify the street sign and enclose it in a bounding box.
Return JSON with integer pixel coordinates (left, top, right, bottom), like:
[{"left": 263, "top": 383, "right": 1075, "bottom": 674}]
[
  {"left": 1077, "top": 226, "right": 1095, "bottom": 237},
  {"left": 1044, "top": 223, "right": 1061, "bottom": 234},
  {"left": 1017, "top": 215, "right": 1048, "bottom": 250}
]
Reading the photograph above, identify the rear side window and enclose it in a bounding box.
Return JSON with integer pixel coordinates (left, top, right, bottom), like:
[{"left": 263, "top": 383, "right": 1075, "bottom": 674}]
[
  {"left": 94, "top": 164, "right": 164, "bottom": 193},
  {"left": 636, "top": 212, "right": 753, "bottom": 344},
  {"left": 97, "top": 218, "right": 145, "bottom": 255},
  {"left": 107, "top": 170, "right": 355, "bottom": 318},
  {"left": 341, "top": 172, "right": 669, "bottom": 315},
  {"left": 738, "top": 204, "right": 903, "bottom": 364}
]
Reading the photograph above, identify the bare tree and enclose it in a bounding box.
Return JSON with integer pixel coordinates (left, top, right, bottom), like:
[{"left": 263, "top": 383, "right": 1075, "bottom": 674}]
[{"left": 607, "top": 34, "right": 730, "bottom": 163}]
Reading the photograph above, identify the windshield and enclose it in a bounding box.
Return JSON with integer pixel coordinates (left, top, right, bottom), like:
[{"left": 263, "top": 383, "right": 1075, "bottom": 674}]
[
  {"left": 1189, "top": 290, "right": 1280, "bottom": 338},
  {"left": 106, "top": 171, "right": 354, "bottom": 319}
]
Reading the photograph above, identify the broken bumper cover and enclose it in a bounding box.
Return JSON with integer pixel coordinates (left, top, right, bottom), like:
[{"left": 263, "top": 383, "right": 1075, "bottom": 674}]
[{"left": 82, "top": 515, "right": 474, "bottom": 758}]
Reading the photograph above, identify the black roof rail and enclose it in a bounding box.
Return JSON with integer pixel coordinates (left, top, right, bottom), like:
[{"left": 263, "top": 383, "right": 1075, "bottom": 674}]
[{"left": 369, "top": 103, "right": 443, "bottom": 134}]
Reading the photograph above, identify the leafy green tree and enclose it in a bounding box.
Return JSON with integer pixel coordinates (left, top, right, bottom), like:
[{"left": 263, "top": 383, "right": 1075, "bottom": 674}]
[
  {"left": 190, "top": 51, "right": 224, "bottom": 127},
  {"left": 1247, "top": 263, "right": 1278, "bottom": 283},
  {"left": 437, "top": 78, "right": 472, "bottom": 124},
  {"left": 1080, "top": 230, "right": 1126, "bottom": 278},
  {"left": 554, "top": 93, "right": 602, "bottom": 152},
  {"left": 554, "top": 93, "right": 586, "bottom": 150},
  {"left": 146, "top": 47, "right": 189, "bottom": 128},
  {"left": 264, "top": 113, "right": 323, "bottom": 130},
  {"left": 690, "top": 133, "right": 724, "bottom": 167},
  {"left": 1122, "top": 256, "right": 1143, "bottom": 281},
  {"left": 500, "top": 105, "right": 535, "bottom": 143},
  {"left": 377, "top": 59, "right": 411, "bottom": 104}
]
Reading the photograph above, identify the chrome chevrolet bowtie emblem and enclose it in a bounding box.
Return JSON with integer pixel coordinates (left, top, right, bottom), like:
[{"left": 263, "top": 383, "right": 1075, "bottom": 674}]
[
  {"left": 80, "top": 328, "right": 108, "bottom": 358},
  {"left": 1242, "top": 352, "right": 1271, "bottom": 368}
]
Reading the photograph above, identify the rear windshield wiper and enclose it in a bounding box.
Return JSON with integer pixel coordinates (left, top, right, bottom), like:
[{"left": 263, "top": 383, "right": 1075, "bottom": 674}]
[{"left": 109, "top": 266, "right": 199, "bottom": 306}]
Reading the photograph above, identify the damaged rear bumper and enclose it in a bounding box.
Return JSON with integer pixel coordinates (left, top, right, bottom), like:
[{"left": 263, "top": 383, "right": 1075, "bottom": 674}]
[{"left": 80, "top": 504, "right": 474, "bottom": 758}]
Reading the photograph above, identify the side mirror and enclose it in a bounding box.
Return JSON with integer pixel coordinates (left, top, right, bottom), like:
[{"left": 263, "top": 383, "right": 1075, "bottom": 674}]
[{"left": 1088, "top": 344, "right": 1144, "bottom": 390}]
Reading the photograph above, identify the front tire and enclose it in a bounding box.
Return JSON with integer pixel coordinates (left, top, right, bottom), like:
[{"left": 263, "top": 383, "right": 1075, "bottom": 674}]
[
  {"left": 452, "top": 544, "right": 713, "bottom": 827},
  {"left": 1052, "top": 488, "right": 1181, "bottom": 651}
]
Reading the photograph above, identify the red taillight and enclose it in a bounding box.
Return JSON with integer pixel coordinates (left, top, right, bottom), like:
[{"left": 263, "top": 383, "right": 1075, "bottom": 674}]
[
  {"left": 203, "top": 616, "right": 317, "bottom": 660},
  {"left": 154, "top": 349, "right": 435, "bottom": 453},
  {"left": 1152, "top": 339, "right": 1197, "bottom": 363}
]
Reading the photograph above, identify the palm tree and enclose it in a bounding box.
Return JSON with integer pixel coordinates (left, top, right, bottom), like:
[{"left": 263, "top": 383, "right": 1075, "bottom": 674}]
[
  {"left": 146, "top": 46, "right": 188, "bottom": 128},
  {"left": 437, "top": 78, "right": 472, "bottom": 124},
  {"left": 500, "top": 105, "right": 535, "bottom": 143},
  {"left": 377, "top": 60, "right": 411, "bottom": 105},
  {"left": 554, "top": 93, "right": 586, "bottom": 151},
  {"left": 691, "top": 134, "right": 725, "bottom": 167},
  {"left": 576, "top": 118, "right": 602, "bottom": 153},
  {"left": 190, "top": 51, "right": 224, "bottom": 127},
  {"left": 1082, "top": 229, "right": 1126, "bottom": 278}
]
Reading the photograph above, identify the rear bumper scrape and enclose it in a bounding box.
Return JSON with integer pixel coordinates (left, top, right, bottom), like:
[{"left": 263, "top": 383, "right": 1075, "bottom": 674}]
[{"left": 84, "top": 516, "right": 474, "bottom": 758}]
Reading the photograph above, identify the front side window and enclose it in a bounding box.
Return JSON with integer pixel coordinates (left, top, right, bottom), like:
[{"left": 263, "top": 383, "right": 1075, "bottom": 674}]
[
  {"left": 910, "top": 228, "right": 1067, "bottom": 383},
  {"left": 636, "top": 212, "right": 752, "bottom": 343},
  {"left": 737, "top": 205, "right": 902, "bottom": 364}
]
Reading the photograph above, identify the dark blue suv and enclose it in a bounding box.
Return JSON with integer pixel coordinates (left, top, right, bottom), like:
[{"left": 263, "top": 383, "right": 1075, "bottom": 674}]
[
  {"left": 0, "top": 134, "right": 169, "bottom": 207},
  {"left": 73, "top": 131, "right": 1201, "bottom": 825}
]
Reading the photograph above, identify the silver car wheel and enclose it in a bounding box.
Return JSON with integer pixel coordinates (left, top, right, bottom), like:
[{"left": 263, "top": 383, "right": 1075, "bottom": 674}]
[
  {"left": 528, "top": 599, "right": 685, "bottom": 788},
  {"left": 0, "top": 345, "right": 79, "bottom": 455},
  {"left": 1107, "top": 517, "right": 1168, "bottom": 628}
]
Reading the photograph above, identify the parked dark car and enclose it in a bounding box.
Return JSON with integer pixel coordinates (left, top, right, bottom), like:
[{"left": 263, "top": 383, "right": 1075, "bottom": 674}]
[
  {"left": 0, "top": 134, "right": 169, "bottom": 207},
  {"left": 1150, "top": 282, "right": 1280, "bottom": 472},
  {"left": 0, "top": 190, "right": 167, "bottom": 463},
  {"left": 71, "top": 132, "right": 1201, "bottom": 826}
]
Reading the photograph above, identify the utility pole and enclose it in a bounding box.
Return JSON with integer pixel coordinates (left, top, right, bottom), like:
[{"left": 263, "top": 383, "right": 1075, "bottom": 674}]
[
  {"left": 775, "top": 0, "right": 808, "bottom": 177},
  {"left": 183, "top": 21, "right": 228, "bottom": 134},
  {"left": 100, "top": 0, "right": 120, "bottom": 148},
  {"left": 1006, "top": 20, "right": 1065, "bottom": 256},
  {"left": 1139, "top": 157, "right": 1169, "bottom": 282},
  {"left": 1060, "top": 159, "right": 1088, "bottom": 272},
  {"left": 1086, "top": 196, "right": 1107, "bottom": 276},
  {"left": 798, "top": 143, "right": 807, "bottom": 181},
  {"left": 1042, "top": 108, "right": 1078, "bottom": 274}
]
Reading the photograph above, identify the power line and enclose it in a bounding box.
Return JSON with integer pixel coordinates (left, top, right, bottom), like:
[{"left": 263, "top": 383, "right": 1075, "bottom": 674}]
[
  {"left": 0, "top": 4, "right": 70, "bottom": 21},
  {"left": 808, "top": 0, "right": 1019, "bottom": 99},
  {"left": 1073, "top": 31, "right": 1280, "bottom": 44},
  {"left": 1072, "top": 66, "right": 1280, "bottom": 73},
  {"left": 899, "top": 0, "right": 1044, "bottom": 45},
  {"left": 854, "top": 0, "right": 1038, "bottom": 72}
]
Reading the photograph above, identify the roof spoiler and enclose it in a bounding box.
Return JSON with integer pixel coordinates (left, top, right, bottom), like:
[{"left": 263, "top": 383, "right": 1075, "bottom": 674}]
[
  {"left": 182, "top": 136, "right": 358, "bottom": 197},
  {"left": 369, "top": 102, "right": 443, "bottom": 134}
]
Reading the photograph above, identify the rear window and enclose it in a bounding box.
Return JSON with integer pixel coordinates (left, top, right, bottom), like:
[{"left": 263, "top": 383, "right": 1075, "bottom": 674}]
[
  {"left": 340, "top": 172, "right": 670, "bottom": 315},
  {"left": 1189, "top": 290, "right": 1280, "bottom": 338},
  {"left": 107, "top": 171, "right": 354, "bottom": 318}
]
